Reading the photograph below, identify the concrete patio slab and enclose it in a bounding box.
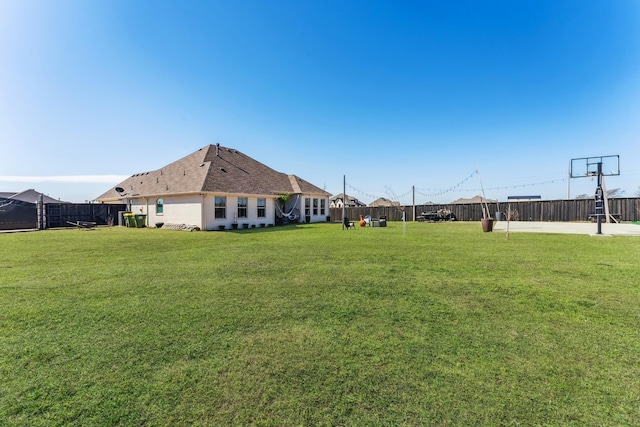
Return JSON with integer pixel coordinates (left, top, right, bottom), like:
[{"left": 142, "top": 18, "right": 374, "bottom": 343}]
[{"left": 491, "top": 221, "right": 640, "bottom": 236}]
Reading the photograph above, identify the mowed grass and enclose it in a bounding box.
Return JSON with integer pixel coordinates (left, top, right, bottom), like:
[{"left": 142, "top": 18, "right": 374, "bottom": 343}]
[{"left": 1, "top": 222, "right": 639, "bottom": 426}]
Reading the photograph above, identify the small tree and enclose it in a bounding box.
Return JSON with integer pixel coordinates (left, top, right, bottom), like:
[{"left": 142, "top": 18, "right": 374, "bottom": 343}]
[
  {"left": 504, "top": 206, "right": 518, "bottom": 240},
  {"left": 276, "top": 193, "right": 290, "bottom": 211},
  {"left": 606, "top": 188, "right": 625, "bottom": 198},
  {"left": 276, "top": 193, "right": 291, "bottom": 224}
]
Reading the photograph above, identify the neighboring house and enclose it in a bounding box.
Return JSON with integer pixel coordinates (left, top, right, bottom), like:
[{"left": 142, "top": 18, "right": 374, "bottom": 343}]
[
  {"left": 452, "top": 195, "right": 497, "bottom": 204},
  {"left": 329, "top": 193, "right": 366, "bottom": 208},
  {"left": 96, "top": 144, "right": 330, "bottom": 230},
  {"left": 0, "top": 189, "right": 69, "bottom": 230},
  {"left": 369, "top": 197, "right": 400, "bottom": 207},
  {"left": 0, "top": 189, "right": 69, "bottom": 204},
  {"left": 507, "top": 195, "right": 541, "bottom": 202}
]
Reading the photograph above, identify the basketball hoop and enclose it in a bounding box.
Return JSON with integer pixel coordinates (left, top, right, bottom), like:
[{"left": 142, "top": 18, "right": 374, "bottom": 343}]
[{"left": 570, "top": 155, "right": 620, "bottom": 235}]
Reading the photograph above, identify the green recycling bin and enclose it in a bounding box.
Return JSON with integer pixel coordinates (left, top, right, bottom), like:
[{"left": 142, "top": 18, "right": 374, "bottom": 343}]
[
  {"left": 134, "top": 214, "right": 146, "bottom": 228},
  {"left": 123, "top": 213, "right": 135, "bottom": 227}
]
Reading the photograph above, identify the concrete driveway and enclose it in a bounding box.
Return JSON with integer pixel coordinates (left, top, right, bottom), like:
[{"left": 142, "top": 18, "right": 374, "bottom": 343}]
[{"left": 491, "top": 221, "right": 640, "bottom": 236}]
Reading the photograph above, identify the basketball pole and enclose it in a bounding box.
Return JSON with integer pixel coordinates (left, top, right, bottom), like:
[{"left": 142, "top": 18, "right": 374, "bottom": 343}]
[
  {"left": 596, "top": 162, "right": 603, "bottom": 235},
  {"left": 342, "top": 175, "right": 346, "bottom": 230}
]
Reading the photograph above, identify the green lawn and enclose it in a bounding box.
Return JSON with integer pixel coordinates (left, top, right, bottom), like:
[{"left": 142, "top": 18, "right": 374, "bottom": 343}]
[{"left": 1, "top": 222, "right": 639, "bottom": 426}]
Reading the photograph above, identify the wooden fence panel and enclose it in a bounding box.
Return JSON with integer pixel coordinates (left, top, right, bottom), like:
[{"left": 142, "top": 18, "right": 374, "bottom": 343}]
[
  {"left": 0, "top": 198, "right": 37, "bottom": 230},
  {"left": 330, "top": 197, "right": 640, "bottom": 223},
  {"left": 45, "top": 203, "right": 127, "bottom": 228}
]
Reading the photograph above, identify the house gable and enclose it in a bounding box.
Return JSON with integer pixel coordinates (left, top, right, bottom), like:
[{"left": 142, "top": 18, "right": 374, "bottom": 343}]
[
  {"left": 369, "top": 197, "right": 400, "bottom": 207},
  {"left": 329, "top": 193, "right": 365, "bottom": 208},
  {"left": 3, "top": 189, "right": 70, "bottom": 204}
]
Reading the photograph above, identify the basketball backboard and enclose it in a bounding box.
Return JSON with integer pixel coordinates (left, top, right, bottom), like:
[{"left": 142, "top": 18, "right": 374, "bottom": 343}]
[{"left": 570, "top": 155, "right": 619, "bottom": 178}]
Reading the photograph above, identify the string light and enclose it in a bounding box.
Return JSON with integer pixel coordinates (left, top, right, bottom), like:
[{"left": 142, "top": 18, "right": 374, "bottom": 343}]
[
  {"left": 344, "top": 173, "right": 570, "bottom": 204},
  {"left": 415, "top": 170, "right": 479, "bottom": 198},
  {"left": 454, "top": 178, "right": 569, "bottom": 193}
]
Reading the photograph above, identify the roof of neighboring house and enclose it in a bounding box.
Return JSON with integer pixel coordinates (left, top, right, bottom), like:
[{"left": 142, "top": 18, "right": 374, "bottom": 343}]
[
  {"left": 330, "top": 193, "right": 366, "bottom": 206},
  {"left": 507, "top": 195, "right": 541, "bottom": 201},
  {"left": 0, "top": 189, "right": 70, "bottom": 204},
  {"left": 369, "top": 197, "right": 400, "bottom": 207},
  {"left": 96, "top": 144, "right": 329, "bottom": 201},
  {"left": 452, "top": 195, "right": 497, "bottom": 204}
]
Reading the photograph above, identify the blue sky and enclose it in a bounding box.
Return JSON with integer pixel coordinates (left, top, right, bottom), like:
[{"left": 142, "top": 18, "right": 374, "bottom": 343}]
[{"left": 1, "top": 0, "right": 639, "bottom": 204}]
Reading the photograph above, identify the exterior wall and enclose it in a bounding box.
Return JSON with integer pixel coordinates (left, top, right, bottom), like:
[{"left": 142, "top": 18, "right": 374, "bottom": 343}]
[
  {"left": 131, "top": 195, "right": 203, "bottom": 228},
  {"left": 301, "top": 195, "right": 331, "bottom": 223},
  {"left": 128, "top": 193, "right": 329, "bottom": 229},
  {"left": 203, "top": 194, "right": 276, "bottom": 230}
]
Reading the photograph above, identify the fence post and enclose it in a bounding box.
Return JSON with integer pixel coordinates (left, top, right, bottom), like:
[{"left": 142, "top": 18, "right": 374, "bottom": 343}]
[{"left": 37, "top": 194, "right": 45, "bottom": 229}]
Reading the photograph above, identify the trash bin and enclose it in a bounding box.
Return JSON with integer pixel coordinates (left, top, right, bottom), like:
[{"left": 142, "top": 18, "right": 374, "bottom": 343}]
[
  {"left": 118, "top": 211, "right": 125, "bottom": 226},
  {"left": 123, "top": 213, "right": 135, "bottom": 227},
  {"left": 481, "top": 218, "right": 494, "bottom": 232},
  {"left": 134, "top": 214, "right": 146, "bottom": 228},
  {"left": 495, "top": 211, "right": 503, "bottom": 221}
]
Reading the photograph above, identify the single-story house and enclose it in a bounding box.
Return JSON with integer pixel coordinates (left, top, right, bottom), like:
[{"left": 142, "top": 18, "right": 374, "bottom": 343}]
[
  {"left": 368, "top": 197, "right": 400, "bottom": 207},
  {"left": 96, "top": 144, "right": 330, "bottom": 230},
  {"left": 507, "top": 195, "right": 542, "bottom": 202},
  {"left": 329, "top": 193, "right": 366, "bottom": 208},
  {"left": 0, "top": 189, "right": 70, "bottom": 204},
  {"left": 452, "top": 195, "right": 497, "bottom": 204}
]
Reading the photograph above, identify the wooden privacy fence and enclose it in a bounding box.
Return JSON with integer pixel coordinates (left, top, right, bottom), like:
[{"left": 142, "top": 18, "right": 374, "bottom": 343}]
[
  {"left": 331, "top": 198, "right": 640, "bottom": 223},
  {"left": 0, "top": 201, "right": 127, "bottom": 230},
  {"left": 0, "top": 198, "right": 37, "bottom": 230},
  {"left": 44, "top": 203, "right": 127, "bottom": 228}
]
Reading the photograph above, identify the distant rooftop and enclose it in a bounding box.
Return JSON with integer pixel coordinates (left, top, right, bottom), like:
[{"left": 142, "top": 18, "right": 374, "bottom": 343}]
[
  {"left": 0, "top": 189, "right": 70, "bottom": 204},
  {"left": 507, "top": 195, "right": 542, "bottom": 201}
]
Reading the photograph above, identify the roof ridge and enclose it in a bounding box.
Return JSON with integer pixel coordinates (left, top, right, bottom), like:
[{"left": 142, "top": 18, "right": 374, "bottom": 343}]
[{"left": 288, "top": 175, "right": 302, "bottom": 194}]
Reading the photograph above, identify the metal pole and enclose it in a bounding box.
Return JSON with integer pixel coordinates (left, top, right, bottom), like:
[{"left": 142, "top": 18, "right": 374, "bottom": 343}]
[
  {"left": 596, "top": 162, "right": 603, "bottom": 235},
  {"left": 38, "top": 193, "right": 45, "bottom": 230},
  {"left": 412, "top": 185, "right": 415, "bottom": 222},
  {"left": 342, "top": 175, "right": 346, "bottom": 230}
]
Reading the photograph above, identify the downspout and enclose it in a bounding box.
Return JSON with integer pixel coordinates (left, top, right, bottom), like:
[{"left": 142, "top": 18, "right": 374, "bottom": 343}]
[
  {"left": 202, "top": 194, "right": 206, "bottom": 230},
  {"left": 342, "top": 175, "right": 346, "bottom": 230},
  {"left": 38, "top": 193, "right": 45, "bottom": 230}
]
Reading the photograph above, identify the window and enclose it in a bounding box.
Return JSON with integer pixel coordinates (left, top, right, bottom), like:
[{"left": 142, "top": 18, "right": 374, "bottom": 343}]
[
  {"left": 237, "top": 197, "right": 247, "bottom": 218},
  {"left": 215, "top": 196, "right": 226, "bottom": 219},
  {"left": 305, "top": 198, "right": 310, "bottom": 217},
  {"left": 156, "top": 198, "right": 164, "bottom": 215},
  {"left": 257, "top": 198, "right": 266, "bottom": 218},
  {"left": 320, "top": 199, "right": 326, "bottom": 215},
  {"left": 313, "top": 198, "right": 318, "bottom": 215}
]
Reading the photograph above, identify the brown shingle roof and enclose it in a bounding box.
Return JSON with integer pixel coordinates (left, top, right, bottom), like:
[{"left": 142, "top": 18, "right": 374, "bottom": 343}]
[
  {"left": 2, "top": 189, "right": 70, "bottom": 204},
  {"left": 452, "top": 195, "right": 497, "bottom": 204},
  {"left": 96, "top": 144, "right": 328, "bottom": 201},
  {"left": 368, "top": 197, "right": 400, "bottom": 207}
]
